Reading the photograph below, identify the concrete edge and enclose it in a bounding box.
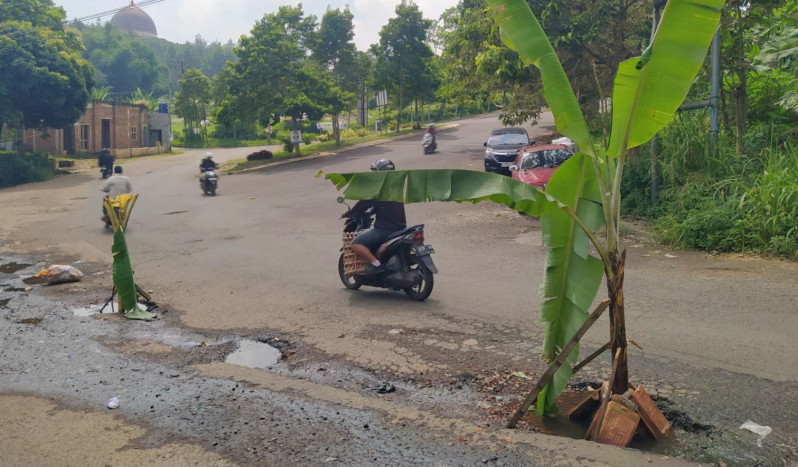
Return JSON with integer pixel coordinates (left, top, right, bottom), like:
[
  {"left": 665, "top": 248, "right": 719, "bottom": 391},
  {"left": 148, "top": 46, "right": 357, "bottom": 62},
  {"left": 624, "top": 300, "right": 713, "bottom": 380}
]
[{"left": 229, "top": 124, "right": 461, "bottom": 175}]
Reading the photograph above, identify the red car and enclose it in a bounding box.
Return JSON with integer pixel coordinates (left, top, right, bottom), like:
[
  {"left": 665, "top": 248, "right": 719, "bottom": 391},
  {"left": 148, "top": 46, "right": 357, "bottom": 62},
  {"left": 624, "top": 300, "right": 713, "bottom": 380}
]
[{"left": 509, "top": 144, "right": 573, "bottom": 190}]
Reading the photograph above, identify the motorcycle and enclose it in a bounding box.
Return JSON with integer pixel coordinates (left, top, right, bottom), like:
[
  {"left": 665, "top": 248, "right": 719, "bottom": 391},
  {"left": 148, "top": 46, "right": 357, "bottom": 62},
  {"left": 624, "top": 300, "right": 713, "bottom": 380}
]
[
  {"left": 337, "top": 197, "right": 438, "bottom": 301},
  {"left": 200, "top": 168, "right": 218, "bottom": 196},
  {"left": 422, "top": 132, "right": 437, "bottom": 154},
  {"left": 100, "top": 166, "right": 113, "bottom": 179}
]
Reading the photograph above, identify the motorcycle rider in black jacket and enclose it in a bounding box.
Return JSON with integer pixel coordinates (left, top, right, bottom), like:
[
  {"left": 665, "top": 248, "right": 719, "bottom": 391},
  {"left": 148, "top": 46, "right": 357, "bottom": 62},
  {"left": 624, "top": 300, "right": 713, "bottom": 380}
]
[{"left": 341, "top": 158, "right": 406, "bottom": 276}]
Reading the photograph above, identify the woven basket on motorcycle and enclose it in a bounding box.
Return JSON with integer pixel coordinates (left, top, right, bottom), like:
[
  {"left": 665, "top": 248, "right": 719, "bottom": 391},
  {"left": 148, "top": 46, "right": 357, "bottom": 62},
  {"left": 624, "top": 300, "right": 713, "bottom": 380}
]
[{"left": 341, "top": 232, "right": 367, "bottom": 276}]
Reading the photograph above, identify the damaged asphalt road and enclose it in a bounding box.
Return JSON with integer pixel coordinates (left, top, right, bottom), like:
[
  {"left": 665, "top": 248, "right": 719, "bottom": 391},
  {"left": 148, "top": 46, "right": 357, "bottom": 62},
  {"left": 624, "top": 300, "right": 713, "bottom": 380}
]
[{"left": 2, "top": 115, "right": 797, "bottom": 465}]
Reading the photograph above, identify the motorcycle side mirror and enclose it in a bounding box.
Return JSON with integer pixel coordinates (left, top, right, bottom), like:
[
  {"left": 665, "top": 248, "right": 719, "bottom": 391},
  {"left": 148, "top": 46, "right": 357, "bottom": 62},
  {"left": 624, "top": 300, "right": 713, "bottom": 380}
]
[{"left": 336, "top": 196, "right": 346, "bottom": 204}]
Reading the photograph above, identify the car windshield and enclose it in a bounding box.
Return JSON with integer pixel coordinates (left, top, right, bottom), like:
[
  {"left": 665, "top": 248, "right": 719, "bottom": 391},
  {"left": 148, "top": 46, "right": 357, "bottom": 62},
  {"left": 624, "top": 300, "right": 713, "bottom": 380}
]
[
  {"left": 519, "top": 149, "right": 572, "bottom": 170},
  {"left": 488, "top": 133, "right": 528, "bottom": 146}
]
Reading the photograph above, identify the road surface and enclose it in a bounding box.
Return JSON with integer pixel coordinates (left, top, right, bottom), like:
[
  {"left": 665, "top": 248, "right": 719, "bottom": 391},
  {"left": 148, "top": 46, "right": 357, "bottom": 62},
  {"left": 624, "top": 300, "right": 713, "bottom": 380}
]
[{"left": 0, "top": 113, "right": 796, "bottom": 466}]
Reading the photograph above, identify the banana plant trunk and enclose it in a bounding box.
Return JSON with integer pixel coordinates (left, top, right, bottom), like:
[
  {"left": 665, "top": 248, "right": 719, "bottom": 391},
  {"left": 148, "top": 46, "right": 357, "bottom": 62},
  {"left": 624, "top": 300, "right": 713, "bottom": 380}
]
[{"left": 607, "top": 249, "right": 629, "bottom": 394}]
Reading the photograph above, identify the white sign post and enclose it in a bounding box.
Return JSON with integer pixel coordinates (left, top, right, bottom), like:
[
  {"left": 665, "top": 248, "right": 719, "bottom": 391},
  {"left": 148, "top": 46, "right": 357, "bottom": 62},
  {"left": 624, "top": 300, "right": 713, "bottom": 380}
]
[{"left": 290, "top": 130, "right": 302, "bottom": 143}]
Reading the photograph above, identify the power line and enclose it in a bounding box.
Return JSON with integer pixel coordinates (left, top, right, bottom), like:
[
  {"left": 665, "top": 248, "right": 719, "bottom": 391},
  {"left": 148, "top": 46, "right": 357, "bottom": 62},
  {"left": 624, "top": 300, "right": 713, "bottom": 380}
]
[{"left": 63, "top": 0, "right": 171, "bottom": 26}]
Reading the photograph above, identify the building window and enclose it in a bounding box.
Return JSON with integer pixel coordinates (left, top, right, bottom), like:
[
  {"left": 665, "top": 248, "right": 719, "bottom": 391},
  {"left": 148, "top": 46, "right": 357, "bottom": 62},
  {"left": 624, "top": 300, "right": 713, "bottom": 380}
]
[
  {"left": 131, "top": 126, "right": 137, "bottom": 140},
  {"left": 80, "top": 125, "right": 90, "bottom": 150}
]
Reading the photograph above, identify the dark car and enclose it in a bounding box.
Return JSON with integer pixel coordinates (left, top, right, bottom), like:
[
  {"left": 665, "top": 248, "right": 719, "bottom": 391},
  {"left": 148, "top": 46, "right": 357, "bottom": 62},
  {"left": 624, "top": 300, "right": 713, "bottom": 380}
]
[
  {"left": 484, "top": 127, "right": 532, "bottom": 175},
  {"left": 509, "top": 144, "right": 573, "bottom": 190}
]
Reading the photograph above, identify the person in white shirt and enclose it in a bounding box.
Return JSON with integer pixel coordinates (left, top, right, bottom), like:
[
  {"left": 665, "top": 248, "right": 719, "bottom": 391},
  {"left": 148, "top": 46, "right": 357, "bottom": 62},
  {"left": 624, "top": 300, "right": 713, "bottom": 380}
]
[{"left": 100, "top": 166, "right": 132, "bottom": 222}]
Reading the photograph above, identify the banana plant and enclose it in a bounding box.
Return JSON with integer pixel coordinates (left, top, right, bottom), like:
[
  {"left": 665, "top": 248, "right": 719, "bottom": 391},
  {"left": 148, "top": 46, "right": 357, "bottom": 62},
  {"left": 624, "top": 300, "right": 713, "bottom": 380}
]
[
  {"left": 321, "top": 0, "right": 723, "bottom": 417},
  {"left": 103, "top": 194, "right": 156, "bottom": 321}
]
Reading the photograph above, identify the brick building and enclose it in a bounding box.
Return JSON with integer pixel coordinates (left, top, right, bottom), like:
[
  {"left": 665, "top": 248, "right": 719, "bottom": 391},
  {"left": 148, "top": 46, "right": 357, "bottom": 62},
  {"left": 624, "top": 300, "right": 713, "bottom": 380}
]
[{"left": 21, "top": 100, "right": 165, "bottom": 156}]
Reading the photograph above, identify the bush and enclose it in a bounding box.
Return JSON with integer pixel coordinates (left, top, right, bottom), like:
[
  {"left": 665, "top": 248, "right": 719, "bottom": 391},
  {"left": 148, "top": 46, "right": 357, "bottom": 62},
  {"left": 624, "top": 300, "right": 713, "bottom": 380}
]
[{"left": 0, "top": 151, "right": 56, "bottom": 188}]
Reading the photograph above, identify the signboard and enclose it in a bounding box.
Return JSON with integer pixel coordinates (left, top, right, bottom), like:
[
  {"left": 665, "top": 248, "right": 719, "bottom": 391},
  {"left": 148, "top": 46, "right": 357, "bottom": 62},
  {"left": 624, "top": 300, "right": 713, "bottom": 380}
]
[
  {"left": 290, "top": 130, "right": 302, "bottom": 143},
  {"left": 376, "top": 90, "right": 388, "bottom": 107},
  {"left": 375, "top": 118, "right": 382, "bottom": 132}
]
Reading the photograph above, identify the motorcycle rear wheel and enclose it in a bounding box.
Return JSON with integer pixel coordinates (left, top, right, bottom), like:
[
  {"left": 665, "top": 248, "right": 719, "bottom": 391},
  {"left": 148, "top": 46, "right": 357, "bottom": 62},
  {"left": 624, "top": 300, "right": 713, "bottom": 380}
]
[
  {"left": 404, "top": 261, "right": 433, "bottom": 301},
  {"left": 338, "top": 254, "right": 362, "bottom": 290}
]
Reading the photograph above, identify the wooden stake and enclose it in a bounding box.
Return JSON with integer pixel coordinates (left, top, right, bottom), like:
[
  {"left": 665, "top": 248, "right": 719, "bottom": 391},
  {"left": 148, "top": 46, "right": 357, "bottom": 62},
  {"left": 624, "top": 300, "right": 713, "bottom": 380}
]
[
  {"left": 573, "top": 341, "right": 610, "bottom": 374},
  {"left": 506, "top": 298, "right": 611, "bottom": 429}
]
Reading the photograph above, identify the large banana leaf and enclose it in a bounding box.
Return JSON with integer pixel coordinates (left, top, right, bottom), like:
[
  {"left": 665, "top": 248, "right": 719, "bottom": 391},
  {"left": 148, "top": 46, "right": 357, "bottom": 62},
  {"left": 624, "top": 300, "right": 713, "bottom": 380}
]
[
  {"left": 484, "top": 0, "right": 608, "bottom": 417},
  {"left": 323, "top": 169, "right": 552, "bottom": 215},
  {"left": 485, "top": 0, "right": 594, "bottom": 158},
  {"left": 536, "top": 155, "right": 605, "bottom": 416},
  {"left": 607, "top": 0, "right": 724, "bottom": 157}
]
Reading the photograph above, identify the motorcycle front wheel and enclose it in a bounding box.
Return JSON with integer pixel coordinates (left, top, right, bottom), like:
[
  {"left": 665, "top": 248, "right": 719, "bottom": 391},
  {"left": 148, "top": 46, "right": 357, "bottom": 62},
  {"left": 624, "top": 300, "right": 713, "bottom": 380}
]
[
  {"left": 338, "top": 254, "right": 362, "bottom": 290},
  {"left": 404, "top": 261, "right": 434, "bottom": 301}
]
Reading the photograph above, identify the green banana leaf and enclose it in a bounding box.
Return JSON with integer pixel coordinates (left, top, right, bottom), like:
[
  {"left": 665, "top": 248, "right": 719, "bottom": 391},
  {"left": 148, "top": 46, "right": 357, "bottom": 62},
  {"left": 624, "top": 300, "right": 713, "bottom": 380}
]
[
  {"left": 485, "top": 0, "right": 594, "bottom": 158},
  {"left": 111, "top": 230, "right": 138, "bottom": 312},
  {"left": 104, "top": 195, "right": 156, "bottom": 321},
  {"left": 607, "top": 0, "right": 724, "bottom": 157},
  {"left": 323, "top": 169, "right": 553, "bottom": 215},
  {"left": 536, "top": 154, "right": 606, "bottom": 416}
]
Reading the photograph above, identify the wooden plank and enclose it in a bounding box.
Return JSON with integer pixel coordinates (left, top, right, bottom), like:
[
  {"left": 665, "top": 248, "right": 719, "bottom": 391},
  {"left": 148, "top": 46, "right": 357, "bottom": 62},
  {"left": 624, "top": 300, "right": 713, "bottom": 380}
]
[
  {"left": 629, "top": 384, "right": 672, "bottom": 439},
  {"left": 597, "top": 401, "right": 640, "bottom": 448}
]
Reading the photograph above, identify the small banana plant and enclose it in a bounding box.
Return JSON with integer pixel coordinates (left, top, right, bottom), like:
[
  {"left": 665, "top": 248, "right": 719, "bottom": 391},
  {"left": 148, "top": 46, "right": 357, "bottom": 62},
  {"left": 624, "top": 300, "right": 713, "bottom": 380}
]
[{"left": 103, "top": 194, "right": 156, "bottom": 321}]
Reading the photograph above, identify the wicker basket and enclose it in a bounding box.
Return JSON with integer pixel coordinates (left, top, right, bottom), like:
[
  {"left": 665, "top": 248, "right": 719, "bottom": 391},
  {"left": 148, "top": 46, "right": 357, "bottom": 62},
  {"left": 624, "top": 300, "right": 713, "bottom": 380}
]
[{"left": 341, "top": 232, "right": 367, "bottom": 276}]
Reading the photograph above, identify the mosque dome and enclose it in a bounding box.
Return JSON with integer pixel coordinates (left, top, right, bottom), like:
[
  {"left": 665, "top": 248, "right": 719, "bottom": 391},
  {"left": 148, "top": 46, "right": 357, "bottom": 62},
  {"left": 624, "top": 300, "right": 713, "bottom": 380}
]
[{"left": 110, "top": 1, "right": 158, "bottom": 38}]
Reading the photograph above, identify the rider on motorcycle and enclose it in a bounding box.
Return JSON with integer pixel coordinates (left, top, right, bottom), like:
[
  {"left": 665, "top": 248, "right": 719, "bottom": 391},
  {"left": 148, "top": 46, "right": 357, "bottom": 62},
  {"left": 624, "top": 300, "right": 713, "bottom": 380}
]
[
  {"left": 426, "top": 125, "right": 437, "bottom": 137},
  {"left": 341, "top": 159, "right": 407, "bottom": 276},
  {"left": 199, "top": 152, "right": 217, "bottom": 182},
  {"left": 100, "top": 165, "right": 132, "bottom": 221},
  {"left": 98, "top": 149, "right": 114, "bottom": 171}
]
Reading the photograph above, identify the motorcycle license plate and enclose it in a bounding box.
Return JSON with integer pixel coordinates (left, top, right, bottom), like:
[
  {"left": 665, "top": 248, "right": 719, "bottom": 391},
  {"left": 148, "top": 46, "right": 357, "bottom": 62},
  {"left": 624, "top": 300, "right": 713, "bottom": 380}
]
[{"left": 414, "top": 245, "right": 434, "bottom": 256}]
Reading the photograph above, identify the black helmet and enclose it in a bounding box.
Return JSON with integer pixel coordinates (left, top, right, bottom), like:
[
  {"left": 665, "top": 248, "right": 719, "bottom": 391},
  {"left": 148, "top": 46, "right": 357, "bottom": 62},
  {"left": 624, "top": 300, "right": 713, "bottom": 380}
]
[{"left": 370, "top": 158, "right": 395, "bottom": 171}]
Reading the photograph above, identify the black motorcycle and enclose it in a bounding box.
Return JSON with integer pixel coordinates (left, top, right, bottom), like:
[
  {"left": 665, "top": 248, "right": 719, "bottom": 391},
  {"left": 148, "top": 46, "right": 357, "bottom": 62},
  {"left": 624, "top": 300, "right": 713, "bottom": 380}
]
[
  {"left": 200, "top": 168, "right": 218, "bottom": 195},
  {"left": 100, "top": 166, "right": 113, "bottom": 178},
  {"left": 422, "top": 132, "right": 437, "bottom": 154},
  {"left": 337, "top": 197, "right": 437, "bottom": 301}
]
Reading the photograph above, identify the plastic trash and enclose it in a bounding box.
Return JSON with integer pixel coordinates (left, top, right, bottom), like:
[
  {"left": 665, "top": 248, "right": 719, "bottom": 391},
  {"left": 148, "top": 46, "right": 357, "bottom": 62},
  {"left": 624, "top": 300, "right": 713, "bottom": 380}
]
[
  {"left": 106, "top": 396, "right": 120, "bottom": 409},
  {"left": 740, "top": 420, "right": 772, "bottom": 447},
  {"left": 34, "top": 265, "right": 83, "bottom": 284}
]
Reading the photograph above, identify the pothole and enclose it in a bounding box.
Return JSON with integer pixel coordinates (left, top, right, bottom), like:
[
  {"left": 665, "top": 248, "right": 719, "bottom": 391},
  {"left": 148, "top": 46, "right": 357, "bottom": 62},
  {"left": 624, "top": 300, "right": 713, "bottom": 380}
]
[
  {"left": 0, "top": 262, "right": 32, "bottom": 274},
  {"left": 225, "top": 339, "right": 282, "bottom": 369},
  {"left": 72, "top": 305, "right": 100, "bottom": 317}
]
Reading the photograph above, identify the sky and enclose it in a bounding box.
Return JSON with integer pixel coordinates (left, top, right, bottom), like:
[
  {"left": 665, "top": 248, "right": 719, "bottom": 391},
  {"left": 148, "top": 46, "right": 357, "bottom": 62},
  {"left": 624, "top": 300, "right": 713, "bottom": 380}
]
[{"left": 54, "top": 0, "right": 460, "bottom": 50}]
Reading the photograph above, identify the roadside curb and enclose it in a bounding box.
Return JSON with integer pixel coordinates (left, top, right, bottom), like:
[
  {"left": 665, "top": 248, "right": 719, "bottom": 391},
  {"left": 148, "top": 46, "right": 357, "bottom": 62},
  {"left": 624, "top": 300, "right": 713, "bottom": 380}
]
[{"left": 230, "top": 123, "right": 460, "bottom": 175}]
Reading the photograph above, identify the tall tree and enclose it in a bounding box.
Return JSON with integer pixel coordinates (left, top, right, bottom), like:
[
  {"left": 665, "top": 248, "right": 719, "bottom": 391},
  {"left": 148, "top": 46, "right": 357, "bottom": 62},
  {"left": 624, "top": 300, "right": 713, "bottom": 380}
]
[
  {"left": 372, "top": 1, "right": 436, "bottom": 132},
  {"left": 0, "top": 0, "right": 94, "bottom": 142},
  {"left": 173, "top": 68, "right": 211, "bottom": 141},
  {"left": 311, "top": 7, "right": 358, "bottom": 144},
  {"left": 79, "top": 24, "right": 162, "bottom": 99}
]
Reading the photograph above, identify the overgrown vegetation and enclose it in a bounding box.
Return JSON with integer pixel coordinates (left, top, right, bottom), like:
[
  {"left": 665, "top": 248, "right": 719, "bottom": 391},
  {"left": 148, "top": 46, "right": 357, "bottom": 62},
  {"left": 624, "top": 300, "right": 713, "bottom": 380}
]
[
  {"left": 0, "top": 152, "right": 57, "bottom": 188},
  {"left": 623, "top": 113, "right": 798, "bottom": 259}
]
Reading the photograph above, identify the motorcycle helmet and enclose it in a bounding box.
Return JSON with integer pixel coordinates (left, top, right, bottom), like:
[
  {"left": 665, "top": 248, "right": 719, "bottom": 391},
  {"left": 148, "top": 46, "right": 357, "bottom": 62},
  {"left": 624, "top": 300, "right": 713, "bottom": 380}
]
[
  {"left": 370, "top": 158, "right": 395, "bottom": 171},
  {"left": 204, "top": 152, "right": 213, "bottom": 159}
]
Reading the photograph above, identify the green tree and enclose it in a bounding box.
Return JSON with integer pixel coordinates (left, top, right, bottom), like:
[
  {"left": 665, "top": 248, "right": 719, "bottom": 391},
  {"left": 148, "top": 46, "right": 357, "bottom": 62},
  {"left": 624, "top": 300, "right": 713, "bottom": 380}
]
[
  {"left": 753, "top": 0, "right": 798, "bottom": 115},
  {"left": 372, "top": 1, "right": 436, "bottom": 131},
  {"left": 173, "top": 68, "right": 211, "bottom": 142},
  {"left": 311, "top": 7, "right": 358, "bottom": 145},
  {"left": 322, "top": 0, "right": 723, "bottom": 422},
  {"left": 0, "top": 0, "right": 94, "bottom": 142},
  {"left": 79, "top": 24, "right": 162, "bottom": 99}
]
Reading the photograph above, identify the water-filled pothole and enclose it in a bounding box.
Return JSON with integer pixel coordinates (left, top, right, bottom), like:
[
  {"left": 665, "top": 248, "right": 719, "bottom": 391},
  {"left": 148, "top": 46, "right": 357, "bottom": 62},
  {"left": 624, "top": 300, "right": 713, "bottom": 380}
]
[
  {"left": 72, "top": 306, "right": 99, "bottom": 317},
  {"left": 0, "top": 262, "right": 31, "bottom": 274},
  {"left": 225, "top": 339, "right": 282, "bottom": 369}
]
